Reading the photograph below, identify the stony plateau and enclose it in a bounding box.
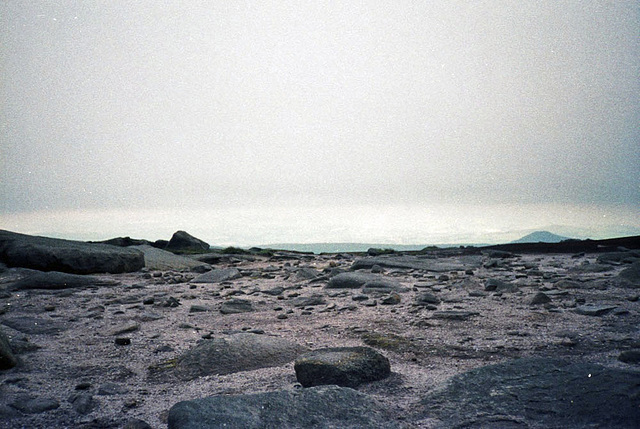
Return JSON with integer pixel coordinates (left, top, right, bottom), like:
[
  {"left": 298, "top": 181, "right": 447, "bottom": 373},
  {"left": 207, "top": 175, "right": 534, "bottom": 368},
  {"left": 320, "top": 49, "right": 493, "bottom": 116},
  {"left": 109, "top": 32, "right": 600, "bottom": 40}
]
[{"left": 0, "top": 231, "right": 639, "bottom": 428}]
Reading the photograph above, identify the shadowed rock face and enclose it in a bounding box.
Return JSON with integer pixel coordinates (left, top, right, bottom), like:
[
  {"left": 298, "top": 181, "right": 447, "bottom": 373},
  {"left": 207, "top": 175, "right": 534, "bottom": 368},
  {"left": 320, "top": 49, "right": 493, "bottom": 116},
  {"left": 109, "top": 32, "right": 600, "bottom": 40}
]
[
  {"left": 0, "top": 230, "right": 144, "bottom": 274},
  {"left": 168, "top": 385, "right": 401, "bottom": 429},
  {"left": 418, "top": 357, "right": 640, "bottom": 428}
]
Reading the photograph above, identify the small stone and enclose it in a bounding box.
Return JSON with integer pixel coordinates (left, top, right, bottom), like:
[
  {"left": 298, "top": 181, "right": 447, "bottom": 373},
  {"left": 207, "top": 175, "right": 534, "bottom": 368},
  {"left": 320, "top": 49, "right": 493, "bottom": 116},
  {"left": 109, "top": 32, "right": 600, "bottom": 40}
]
[{"left": 277, "top": 314, "right": 288, "bottom": 320}]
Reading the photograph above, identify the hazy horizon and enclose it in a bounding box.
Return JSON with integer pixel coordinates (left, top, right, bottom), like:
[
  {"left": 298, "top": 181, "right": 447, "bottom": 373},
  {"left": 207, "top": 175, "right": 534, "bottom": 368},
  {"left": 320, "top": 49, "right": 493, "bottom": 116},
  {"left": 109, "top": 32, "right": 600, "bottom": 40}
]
[{"left": 2, "top": 2, "right": 638, "bottom": 245}]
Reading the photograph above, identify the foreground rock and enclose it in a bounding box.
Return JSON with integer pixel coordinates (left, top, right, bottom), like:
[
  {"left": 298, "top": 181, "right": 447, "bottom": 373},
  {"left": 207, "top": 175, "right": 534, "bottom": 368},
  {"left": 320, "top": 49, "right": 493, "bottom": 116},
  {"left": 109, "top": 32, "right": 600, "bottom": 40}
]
[
  {"left": 618, "top": 261, "right": 640, "bottom": 287},
  {"left": 0, "top": 230, "right": 144, "bottom": 274},
  {"left": 168, "top": 385, "right": 400, "bottom": 429},
  {"left": 418, "top": 357, "right": 640, "bottom": 428},
  {"left": 8, "top": 271, "right": 118, "bottom": 290},
  {"left": 326, "top": 272, "right": 402, "bottom": 292},
  {"left": 153, "top": 333, "right": 308, "bottom": 381},
  {"left": 294, "top": 346, "right": 391, "bottom": 388}
]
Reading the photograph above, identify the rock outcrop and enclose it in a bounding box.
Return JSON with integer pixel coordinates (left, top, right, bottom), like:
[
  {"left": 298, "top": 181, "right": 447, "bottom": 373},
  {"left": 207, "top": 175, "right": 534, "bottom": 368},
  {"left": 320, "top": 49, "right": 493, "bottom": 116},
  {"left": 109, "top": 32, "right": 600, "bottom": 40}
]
[
  {"left": 164, "top": 231, "right": 209, "bottom": 253},
  {"left": 0, "top": 230, "right": 144, "bottom": 274}
]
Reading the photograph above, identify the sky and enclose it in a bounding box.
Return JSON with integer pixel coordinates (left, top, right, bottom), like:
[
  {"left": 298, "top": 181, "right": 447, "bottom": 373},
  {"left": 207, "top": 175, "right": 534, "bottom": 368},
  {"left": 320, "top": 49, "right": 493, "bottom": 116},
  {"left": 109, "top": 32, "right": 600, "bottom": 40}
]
[{"left": 1, "top": 1, "right": 639, "bottom": 245}]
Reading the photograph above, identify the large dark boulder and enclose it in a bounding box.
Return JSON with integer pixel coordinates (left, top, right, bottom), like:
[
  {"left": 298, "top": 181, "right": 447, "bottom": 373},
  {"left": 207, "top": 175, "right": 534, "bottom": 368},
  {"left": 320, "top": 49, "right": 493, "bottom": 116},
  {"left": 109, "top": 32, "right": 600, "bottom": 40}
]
[
  {"left": 417, "top": 357, "right": 640, "bottom": 428},
  {"left": 168, "top": 385, "right": 401, "bottom": 429},
  {"left": 0, "top": 230, "right": 144, "bottom": 274},
  {"left": 152, "top": 333, "right": 308, "bottom": 381},
  {"left": 294, "top": 346, "right": 391, "bottom": 388},
  {"left": 165, "top": 231, "right": 209, "bottom": 253}
]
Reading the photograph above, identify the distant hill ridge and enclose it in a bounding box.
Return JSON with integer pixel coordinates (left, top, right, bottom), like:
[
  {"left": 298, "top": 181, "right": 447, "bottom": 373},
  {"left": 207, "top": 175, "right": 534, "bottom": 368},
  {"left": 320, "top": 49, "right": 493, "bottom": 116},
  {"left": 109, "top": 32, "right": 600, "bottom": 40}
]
[{"left": 511, "top": 231, "right": 570, "bottom": 244}]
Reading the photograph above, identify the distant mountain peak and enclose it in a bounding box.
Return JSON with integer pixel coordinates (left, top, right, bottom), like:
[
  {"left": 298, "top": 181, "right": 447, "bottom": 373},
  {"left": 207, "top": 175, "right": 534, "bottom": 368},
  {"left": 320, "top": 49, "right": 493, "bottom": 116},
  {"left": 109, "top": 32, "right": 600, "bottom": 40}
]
[{"left": 511, "top": 231, "right": 570, "bottom": 244}]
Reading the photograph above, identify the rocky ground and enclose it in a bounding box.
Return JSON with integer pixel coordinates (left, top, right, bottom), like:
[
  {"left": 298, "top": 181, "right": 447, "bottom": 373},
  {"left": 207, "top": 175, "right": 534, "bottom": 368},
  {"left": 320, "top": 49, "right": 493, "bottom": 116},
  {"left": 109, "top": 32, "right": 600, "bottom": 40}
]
[{"left": 1, "top": 240, "right": 640, "bottom": 428}]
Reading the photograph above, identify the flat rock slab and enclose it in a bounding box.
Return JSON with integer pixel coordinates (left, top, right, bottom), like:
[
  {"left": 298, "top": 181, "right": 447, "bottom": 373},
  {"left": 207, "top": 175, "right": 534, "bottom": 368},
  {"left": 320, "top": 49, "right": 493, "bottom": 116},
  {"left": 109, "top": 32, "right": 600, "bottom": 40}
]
[
  {"left": 191, "top": 268, "right": 242, "bottom": 283},
  {"left": 431, "top": 310, "right": 480, "bottom": 321},
  {"left": 155, "top": 333, "right": 308, "bottom": 381},
  {"left": 1, "top": 316, "right": 67, "bottom": 334},
  {"left": 294, "top": 346, "right": 391, "bottom": 388},
  {"left": 326, "top": 272, "right": 403, "bottom": 292},
  {"left": 130, "top": 245, "right": 208, "bottom": 271},
  {"left": 351, "top": 255, "right": 482, "bottom": 273},
  {"left": 220, "top": 298, "right": 253, "bottom": 314},
  {"left": 0, "top": 229, "right": 144, "bottom": 274},
  {"left": 9, "top": 271, "right": 117, "bottom": 290},
  {"left": 574, "top": 304, "right": 617, "bottom": 316},
  {"left": 418, "top": 357, "right": 640, "bottom": 428},
  {"left": 168, "top": 385, "right": 400, "bottom": 429}
]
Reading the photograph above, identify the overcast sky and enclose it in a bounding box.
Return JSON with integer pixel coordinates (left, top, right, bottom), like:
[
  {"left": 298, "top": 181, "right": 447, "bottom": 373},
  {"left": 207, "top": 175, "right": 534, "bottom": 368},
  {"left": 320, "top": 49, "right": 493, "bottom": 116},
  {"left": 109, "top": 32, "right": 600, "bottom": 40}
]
[{"left": 1, "top": 1, "right": 638, "bottom": 242}]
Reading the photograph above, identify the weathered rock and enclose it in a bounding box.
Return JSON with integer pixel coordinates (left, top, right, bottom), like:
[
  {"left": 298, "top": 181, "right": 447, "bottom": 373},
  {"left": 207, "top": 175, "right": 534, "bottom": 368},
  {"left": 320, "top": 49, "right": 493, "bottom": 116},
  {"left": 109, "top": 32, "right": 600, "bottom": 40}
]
[
  {"left": 327, "top": 272, "right": 381, "bottom": 289},
  {"left": 9, "top": 395, "right": 60, "bottom": 414},
  {"left": 362, "top": 278, "right": 405, "bottom": 293},
  {"left": 415, "top": 292, "right": 440, "bottom": 306},
  {"left": 164, "top": 231, "right": 210, "bottom": 253},
  {"left": 123, "top": 418, "right": 153, "bottom": 429},
  {"left": 191, "top": 268, "right": 242, "bottom": 283},
  {"left": 291, "top": 295, "right": 327, "bottom": 308},
  {"left": 619, "top": 349, "right": 640, "bottom": 364},
  {"left": 220, "top": 298, "right": 253, "bottom": 314},
  {"left": 159, "top": 333, "right": 308, "bottom": 381},
  {"left": 555, "top": 279, "right": 582, "bottom": 289},
  {"left": 97, "top": 382, "right": 129, "bottom": 395},
  {"left": 432, "top": 310, "right": 479, "bottom": 321},
  {"left": 8, "top": 271, "right": 118, "bottom": 290},
  {"left": 485, "top": 278, "right": 518, "bottom": 293},
  {"left": 168, "top": 385, "right": 400, "bottom": 429},
  {"left": 574, "top": 304, "right": 617, "bottom": 316},
  {"left": 294, "top": 267, "right": 320, "bottom": 281},
  {"left": 619, "top": 262, "right": 640, "bottom": 287},
  {"left": 1, "top": 316, "right": 66, "bottom": 334},
  {"left": 0, "top": 328, "right": 18, "bottom": 370},
  {"left": 598, "top": 251, "right": 640, "bottom": 265},
  {"left": 530, "top": 292, "right": 552, "bottom": 305},
  {"left": 417, "top": 357, "right": 640, "bottom": 428},
  {"left": 294, "top": 346, "right": 391, "bottom": 388},
  {"left": 69, "top": 392, "right": 98, "bottom": 415},
  {"left": 381, "top": 293, "right": 401, "bottom": 305},
  {"left": 0, "top": 229, "right": 144, "bottom": 274}
]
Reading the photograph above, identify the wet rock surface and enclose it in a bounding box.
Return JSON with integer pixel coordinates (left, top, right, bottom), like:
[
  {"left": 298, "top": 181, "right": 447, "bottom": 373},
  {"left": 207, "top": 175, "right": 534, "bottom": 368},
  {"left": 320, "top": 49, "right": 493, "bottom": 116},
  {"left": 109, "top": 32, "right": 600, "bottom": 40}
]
[{"left": 0, "top": 234, "right": 639, "bottom": 428}]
